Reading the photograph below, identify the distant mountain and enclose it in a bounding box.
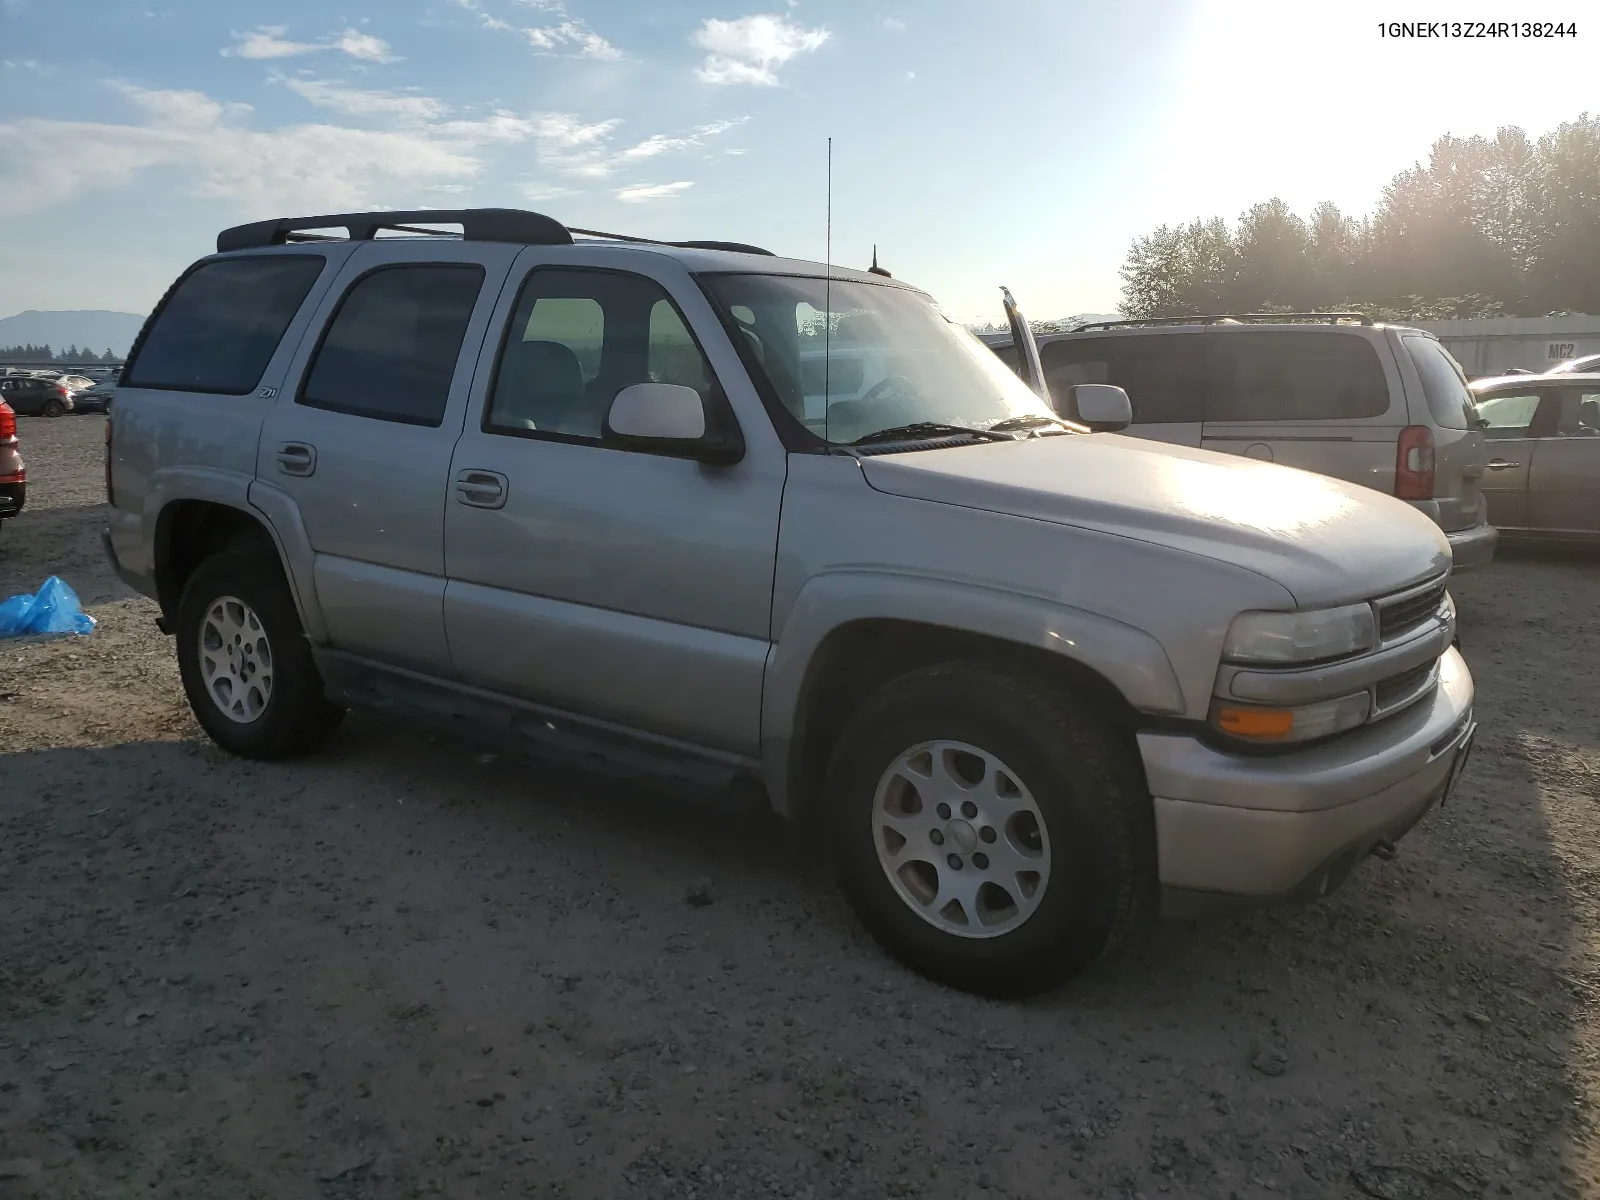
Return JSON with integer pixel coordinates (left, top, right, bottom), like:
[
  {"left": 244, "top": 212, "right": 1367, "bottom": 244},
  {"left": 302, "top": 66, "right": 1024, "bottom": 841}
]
[{"left": 0, "top": 310, "right": 147, "bottom": 356}]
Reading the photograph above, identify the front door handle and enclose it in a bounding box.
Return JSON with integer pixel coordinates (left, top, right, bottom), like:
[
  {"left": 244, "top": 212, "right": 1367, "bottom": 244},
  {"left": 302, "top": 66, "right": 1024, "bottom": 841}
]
[
  {"left": 275, "top": 442, "right": 317, "bottom": 476},
  {"left": 1486, "top": 459, "right": 1522, "bottom": 470},
  {"left": 455, "top": 469, "right": 508, "bottom": 509}
]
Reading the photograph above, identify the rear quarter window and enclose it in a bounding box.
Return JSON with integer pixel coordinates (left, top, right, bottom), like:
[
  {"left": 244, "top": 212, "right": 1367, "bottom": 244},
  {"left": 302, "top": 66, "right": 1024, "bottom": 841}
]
[
  {"left": 1402, "top": 336, "right": 1473, "bottom": 430},
  {"left": 1207, "top": 331, "right": 1390, "bottom": 422},
  {"left": 124, "top": 255, "right": 326, "bottom": 395}
]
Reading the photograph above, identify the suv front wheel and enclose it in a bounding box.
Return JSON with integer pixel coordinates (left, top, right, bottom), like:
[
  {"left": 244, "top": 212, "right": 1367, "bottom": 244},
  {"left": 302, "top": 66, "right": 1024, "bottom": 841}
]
[
  {"left": 826, "top": 663, "right": 1153, "bottom": 997},
  {"left": 175, "top": 551, "right": 344, "bottom": 759}
]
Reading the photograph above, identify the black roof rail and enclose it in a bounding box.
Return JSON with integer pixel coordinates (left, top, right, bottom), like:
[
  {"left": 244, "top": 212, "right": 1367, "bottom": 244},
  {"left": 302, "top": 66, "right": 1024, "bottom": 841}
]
[
  {"left": 217, "top": 208, "right": 779, "bottom": 257},
  {"left": 216, "top": 208, "right": 573, "bottom": 253},
  {"left": 568, "top": 227, "right": 775, "bottom": 256},
  {"left": 1075, "top": 312, "right": 1373, "bottom": 331}
]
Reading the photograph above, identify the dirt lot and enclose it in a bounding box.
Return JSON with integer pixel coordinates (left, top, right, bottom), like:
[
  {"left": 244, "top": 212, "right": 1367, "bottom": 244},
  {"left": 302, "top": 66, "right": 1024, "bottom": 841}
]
[{"left": 2, "top": 414, "right": 1599, "bottom": 1200}]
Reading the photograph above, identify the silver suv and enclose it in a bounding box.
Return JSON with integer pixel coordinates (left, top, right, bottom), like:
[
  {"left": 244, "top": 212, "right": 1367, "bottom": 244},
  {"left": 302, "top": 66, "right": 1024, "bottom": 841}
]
[
  {"left": 982, "top": 314, "right": 1499, "bottom": 571},
  {"left": 103, "top": 209, "right": 1478, "bottom": 997}
]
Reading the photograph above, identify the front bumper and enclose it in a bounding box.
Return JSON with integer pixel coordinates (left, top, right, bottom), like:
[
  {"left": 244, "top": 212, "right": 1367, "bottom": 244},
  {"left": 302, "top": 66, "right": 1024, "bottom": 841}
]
[
  {"left": 1445, "top": 518, "right": 1498, "bottom": 573},
  {"left": 1141, "top": 647, "right": 1475, "bottom": 913}
]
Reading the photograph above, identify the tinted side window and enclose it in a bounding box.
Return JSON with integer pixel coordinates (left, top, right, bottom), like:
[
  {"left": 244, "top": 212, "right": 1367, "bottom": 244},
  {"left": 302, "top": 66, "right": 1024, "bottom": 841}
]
[
  {"left": 524, "top": 297, "right": 604, "bottom": 381},
  {"left": 300, "top": 264, "right": 484, "bottom": 427},
  {"left": 648, "top": 299, "right": 710, "bottom": 393},
  {"left": 1040, "top": 335, "right": 1203, "bottom": 424},
  {"left": 1207, "top": 332, "right": 1389, "bottom": 422},
  {"left": 486, "top": 269, "right": 718, "bottom": 442},
  {"left": 125, "top": 256, "right": 325, "bottom": 394},
  {"left": 1402, "top": 336, "right": 1472, "bottom": 430}
]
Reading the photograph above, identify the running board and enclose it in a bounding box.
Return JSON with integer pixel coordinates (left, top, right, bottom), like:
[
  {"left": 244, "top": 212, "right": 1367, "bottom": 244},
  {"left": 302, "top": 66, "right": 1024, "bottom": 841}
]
[{"left": 314, "top": 650, "right": 767, "bottom": 802}]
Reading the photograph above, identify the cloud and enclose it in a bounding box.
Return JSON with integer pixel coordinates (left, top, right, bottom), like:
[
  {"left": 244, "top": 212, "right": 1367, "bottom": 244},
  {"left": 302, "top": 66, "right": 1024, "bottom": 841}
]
[
  {"left": 277, "top": 76, "right": 448, "bottom": 121},
  {"left": 618, "top": 118, "right": 745, "bottom": 162},
  {"left": 221, "top": 25, "right": 398, "bottom": 64},
  {"left": 881, "top": 16, "right": 907, "bottom": 32},
  {"left": 331, "top": 29, "right": 398, "bottom": 63},
  {"left": 0, "top": 84, "right": 648, "bottom": 218},
  {"left": 521, "top": 21, "right": 621, "bottom": 60},
  {"left": 453, "top": 0, "right": 619, "bottom": 58},
  {"left": 521, "top": 181, "right": 579, "bottom": 202},
  {"left": 0, "top": 77, "right": 745, "bottom": 222},
  {"left": 615, "top": 181, "right": 694, "bottom": 203},
  {"left": 692, "top": 14, "right": 829, "bottom": 86}
]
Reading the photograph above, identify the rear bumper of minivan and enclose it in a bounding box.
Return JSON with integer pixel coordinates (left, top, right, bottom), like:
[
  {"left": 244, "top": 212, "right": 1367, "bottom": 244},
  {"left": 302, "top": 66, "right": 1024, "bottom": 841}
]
[
  {"left": 1444, "top": 517, "right": 1498, "bottom": 573},
  {"left": 1140, "top": 648, "right": 1475, "bottom": 915}
]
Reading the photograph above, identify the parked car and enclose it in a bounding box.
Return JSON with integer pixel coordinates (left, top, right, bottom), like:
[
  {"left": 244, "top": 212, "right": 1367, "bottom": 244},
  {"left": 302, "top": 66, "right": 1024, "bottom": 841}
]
[
  {"left": 0, "top": 375, "right": 74, "bottom": 416},
  {"left": 0, "top": 398, "right": 24, "bottom": 538},
  {"left": 981, "top": 314, "right": 1498, "bottom": 571},
  {"left": 1548, "top": 353, "right": 1600, "bottom": 375},
  {"left": 74, "top": 377, "right": 116, "bottom": 413},
  {"left": 104, "top": 208, "right": 1476, "bottom": 997},
  {"left": 1468, "top": 371, "right": 1600, "bottom": 544}
]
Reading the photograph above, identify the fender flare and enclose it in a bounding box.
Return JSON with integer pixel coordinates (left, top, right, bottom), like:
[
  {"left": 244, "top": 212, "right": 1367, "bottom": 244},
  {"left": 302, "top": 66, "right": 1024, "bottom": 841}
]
[{"left": 759, "top": 569, "right": 1186, "bottom": 816}]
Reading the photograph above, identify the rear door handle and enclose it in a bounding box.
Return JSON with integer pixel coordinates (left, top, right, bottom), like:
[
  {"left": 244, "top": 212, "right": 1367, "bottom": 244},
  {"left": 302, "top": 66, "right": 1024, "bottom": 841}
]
[
  {"left": 455, "top": 469, "right": 508, "bottom": 509},
  {"left": 275, "top": 442, "right": 317, "bottom": 476},
  {"left": 1486, "top": 459, "right": 1522, "bottom": 470}
]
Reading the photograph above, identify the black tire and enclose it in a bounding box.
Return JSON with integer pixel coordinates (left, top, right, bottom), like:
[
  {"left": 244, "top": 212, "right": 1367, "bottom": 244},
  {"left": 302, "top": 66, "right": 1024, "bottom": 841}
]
[
  {"left": 175, "top": 551, "right": 344, "bottom": 759},
  {"left": 826, "top": 662, "right": 1155, "bottom": 998},
  {"left": 41, "top": 399, "right": 65, "bottom": 418}
]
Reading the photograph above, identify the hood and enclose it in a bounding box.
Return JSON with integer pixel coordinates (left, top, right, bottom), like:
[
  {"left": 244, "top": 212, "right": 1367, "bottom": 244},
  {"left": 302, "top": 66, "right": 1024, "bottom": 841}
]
[{"left": 859, "top": 434, "right": 1451, "bottom": 607}]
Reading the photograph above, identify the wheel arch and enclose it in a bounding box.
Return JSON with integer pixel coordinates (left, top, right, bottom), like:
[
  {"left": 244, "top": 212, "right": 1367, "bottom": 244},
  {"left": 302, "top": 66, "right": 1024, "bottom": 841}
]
[
  {"left": 762, "top": 574, "right": 1186, "bottom": 824},
  {"left": 153, "top": 498, "right": 319, "bottom": 638}
]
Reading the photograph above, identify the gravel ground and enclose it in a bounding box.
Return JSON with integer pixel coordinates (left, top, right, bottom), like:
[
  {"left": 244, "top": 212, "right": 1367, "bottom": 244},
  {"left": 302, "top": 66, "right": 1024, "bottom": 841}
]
[{"left": 3, "top": 414, "right": 1599, "bottom": 1200}]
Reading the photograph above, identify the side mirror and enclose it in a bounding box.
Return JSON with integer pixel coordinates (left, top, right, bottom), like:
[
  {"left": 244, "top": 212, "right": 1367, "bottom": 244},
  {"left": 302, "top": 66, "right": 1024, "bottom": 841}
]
[
  {"left": 603, "top": 382, "right": 744, "bottom": 465},
  {"left": 1067, "top": 383, "right": 1132, "bottom": 432}
]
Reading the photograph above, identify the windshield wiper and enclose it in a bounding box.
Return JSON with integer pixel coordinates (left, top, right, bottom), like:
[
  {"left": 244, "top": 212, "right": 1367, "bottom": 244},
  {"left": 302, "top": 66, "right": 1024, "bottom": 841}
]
[
  {"left": 986, "top": 414, "right": 1073, "bottom": 434},
  {"left": 849, "top": 421, "right": 1015, "bottom": 447}
]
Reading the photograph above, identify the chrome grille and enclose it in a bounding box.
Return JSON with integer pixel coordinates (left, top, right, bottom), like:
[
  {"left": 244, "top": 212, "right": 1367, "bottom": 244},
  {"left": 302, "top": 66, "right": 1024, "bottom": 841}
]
[{"left": 1377, "top": 580, "right": 1447, "bottom": 642}]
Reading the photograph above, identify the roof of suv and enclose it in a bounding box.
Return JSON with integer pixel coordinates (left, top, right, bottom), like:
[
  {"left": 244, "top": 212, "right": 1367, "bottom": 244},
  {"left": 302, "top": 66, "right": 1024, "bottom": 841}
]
[
  {"left": 1472, "top": 371, "right": 1600, "bottom": 391},
  {"left": 213, "top": 206, "right": 910, "bottom": 290},
  {"left": 980, "top": 316, "right": 1427, "bottom": 345}
]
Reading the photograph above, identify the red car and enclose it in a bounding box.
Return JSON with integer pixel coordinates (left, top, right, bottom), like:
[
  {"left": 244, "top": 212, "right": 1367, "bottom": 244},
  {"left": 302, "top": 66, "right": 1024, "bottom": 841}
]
[{"left": 0, "top": 398, "right": 25, "bottom": 537}]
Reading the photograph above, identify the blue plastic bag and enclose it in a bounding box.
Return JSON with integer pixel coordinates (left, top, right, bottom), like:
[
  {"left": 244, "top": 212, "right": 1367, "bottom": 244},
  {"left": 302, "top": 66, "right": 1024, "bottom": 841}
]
[{"left": 0, "top": 576, "right": 96, "bottom": 638}]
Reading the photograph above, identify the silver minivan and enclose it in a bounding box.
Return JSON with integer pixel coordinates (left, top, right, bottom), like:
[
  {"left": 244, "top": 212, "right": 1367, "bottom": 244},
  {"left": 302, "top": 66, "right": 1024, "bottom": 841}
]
[{"left": 983, "top": 315, "right": 1498, "bottom": 570}]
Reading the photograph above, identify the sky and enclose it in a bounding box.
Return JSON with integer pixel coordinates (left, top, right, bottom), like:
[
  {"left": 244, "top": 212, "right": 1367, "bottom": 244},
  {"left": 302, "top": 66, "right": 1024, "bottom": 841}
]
[{"left": 0, "top": 0, "right": 1594, "bottom": 325}]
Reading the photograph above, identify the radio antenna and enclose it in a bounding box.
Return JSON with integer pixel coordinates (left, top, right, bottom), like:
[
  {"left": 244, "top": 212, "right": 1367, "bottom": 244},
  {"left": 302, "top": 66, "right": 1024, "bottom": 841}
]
[{"left": 824, "top": 136, "right": 832, "bottom": 442}]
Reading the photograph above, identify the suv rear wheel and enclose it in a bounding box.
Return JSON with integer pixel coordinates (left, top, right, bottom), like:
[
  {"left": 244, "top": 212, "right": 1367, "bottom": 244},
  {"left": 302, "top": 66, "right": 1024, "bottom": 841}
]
[
  {"left": 41, "top": 398, "right": 65, "bottom": 418},
  {"left": 826, "top": 662, "right": 1153, "bottom": 997},
  {"left": 175, "top": 551, "right": 344, "bottom": 758}
]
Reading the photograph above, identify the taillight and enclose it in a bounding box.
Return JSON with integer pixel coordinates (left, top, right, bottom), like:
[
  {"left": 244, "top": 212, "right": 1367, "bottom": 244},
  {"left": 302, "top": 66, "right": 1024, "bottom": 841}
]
[
  {"left": 55, "top": 383, "right": 70, "bottom": 398},
  {"left": 0, "top": 401, "right": 15, "bottom": 441},
  {"left": 104, "top": 414, "right": 114, "bottom": 505},
  {"left": 1395, "top": 425, "right": 1435, "bottom": 500}
]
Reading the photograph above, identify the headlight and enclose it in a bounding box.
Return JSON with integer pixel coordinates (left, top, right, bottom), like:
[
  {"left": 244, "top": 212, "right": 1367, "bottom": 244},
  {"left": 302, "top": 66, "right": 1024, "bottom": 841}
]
[
  {"left": 1211, "top": 692, "right": 1372, "bottom": 744},
  {"left": 1222, "top": 603, "right": 1376, "bottom": 665}
]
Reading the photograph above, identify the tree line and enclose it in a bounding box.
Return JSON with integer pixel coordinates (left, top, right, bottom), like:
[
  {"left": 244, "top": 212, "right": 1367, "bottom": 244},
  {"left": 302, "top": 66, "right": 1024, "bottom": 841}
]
[
  {"left": 0, "top": 344, "right": 123, "bottom": 363},
  {"left": 1120, "top": 112, "right": 1600, "bottom": 321}
]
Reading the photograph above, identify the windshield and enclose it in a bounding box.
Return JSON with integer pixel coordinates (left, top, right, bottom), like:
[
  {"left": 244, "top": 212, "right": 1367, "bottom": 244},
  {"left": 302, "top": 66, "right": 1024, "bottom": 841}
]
[{"left": 700, "top": 274, "right": 1058, "bottom": 445}]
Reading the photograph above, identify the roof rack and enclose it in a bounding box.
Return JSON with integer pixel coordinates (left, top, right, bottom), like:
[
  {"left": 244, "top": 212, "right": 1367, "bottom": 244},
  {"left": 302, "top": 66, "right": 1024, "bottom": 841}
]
[
  {"left": 1076, "top": 312, "right": 1373, "bottom": 331},
  {"left": 568, "top": 227, "right": 774, "bottom": 255},
  {"left": 217, "top": 207, "right": 777, "bottom": 257},
  {"left": 217, "top": 208, "right": 573, "bottom": 252}
]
